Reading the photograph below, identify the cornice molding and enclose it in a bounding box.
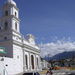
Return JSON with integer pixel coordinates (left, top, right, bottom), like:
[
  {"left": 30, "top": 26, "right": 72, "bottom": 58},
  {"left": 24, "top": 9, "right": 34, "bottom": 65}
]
[
  {"left": 0, "top": 39, "right": 13, "bottom": 45},
  {"left": 13, "top": 40, "right": 22, "bottom": 47},
  {"left": 1, "top": 4, "right": 19, "bottom": 11},
  {"left": 0, "top": 15, "right": 20, "bottom": 22},
  {"left": 0, "top": 29, "right": 12, "bottom": 35},
  {"left": 22, "top": 43, "right": 41, "bottom": 53},
  {"left": 12, "top": 15, "right": 20, "bottom": 21},
  {"left": 0, "top": 29, "right": 22, "bottom": 36},
  {"left": 12, "top": 39, "right": 41, "bottom": 53},
  {"left": 12, "top": 29, "right": 22, "bottom": 36},
  {"left": 24, "top": 49, "right": 40, "bottom": 55}
]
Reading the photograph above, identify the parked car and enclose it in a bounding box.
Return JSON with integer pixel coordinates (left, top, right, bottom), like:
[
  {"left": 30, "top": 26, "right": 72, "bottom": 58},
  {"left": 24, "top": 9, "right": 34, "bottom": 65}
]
[{"left": 23, "top": 72, "right": 41, "bottom": 75}]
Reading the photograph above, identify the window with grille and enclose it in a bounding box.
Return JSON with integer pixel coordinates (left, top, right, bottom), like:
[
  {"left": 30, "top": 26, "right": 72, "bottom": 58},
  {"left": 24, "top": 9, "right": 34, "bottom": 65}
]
[
  {"left": 5, "top": 11, "right": 8, "bottom": 16},
  {"left": 5, "top": 22, "right": 8, "bottom": 30},
  {"left": 15, "top": 23, "right": 17, "bottom": 30}
]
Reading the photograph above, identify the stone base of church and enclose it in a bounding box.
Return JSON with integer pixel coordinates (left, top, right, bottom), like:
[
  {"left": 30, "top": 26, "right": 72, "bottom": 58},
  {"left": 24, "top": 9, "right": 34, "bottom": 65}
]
[{"left": 1, "top": 57, "right": 42, "bottom": 75}]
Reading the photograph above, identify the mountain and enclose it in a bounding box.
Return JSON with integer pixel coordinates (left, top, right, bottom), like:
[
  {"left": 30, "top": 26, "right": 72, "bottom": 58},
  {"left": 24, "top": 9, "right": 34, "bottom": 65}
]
[{"left": 44, "top": 51, "right": 75, "bottom": 61}]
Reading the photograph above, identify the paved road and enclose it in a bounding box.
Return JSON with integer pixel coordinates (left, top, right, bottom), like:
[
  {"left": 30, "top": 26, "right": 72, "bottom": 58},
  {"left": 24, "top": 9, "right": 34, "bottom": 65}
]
[
  {"left": 15, "top": 69, "right": 75, "bottom": 75},
  {"left": 41, "top": 72, "right": 71, "bottom": 75},
  {"left": 41, "top": 72, "right": 75, "bottom": 75},
  {"left": 40, "top": 69, "right": 75, "bottom": 75}
]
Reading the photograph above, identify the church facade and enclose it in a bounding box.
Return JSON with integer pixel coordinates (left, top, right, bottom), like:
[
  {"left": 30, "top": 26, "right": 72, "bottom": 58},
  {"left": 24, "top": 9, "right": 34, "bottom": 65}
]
[{"left": 0, "top": 0, "right": 41, "bottom": 74}]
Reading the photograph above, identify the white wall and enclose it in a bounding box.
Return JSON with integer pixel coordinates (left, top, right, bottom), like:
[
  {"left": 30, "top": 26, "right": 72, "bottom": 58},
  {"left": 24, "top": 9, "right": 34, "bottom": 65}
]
[
  {"left": 4, "top": 49, "right": 23, "bottom": 75},
  {"left": 4, "top": 57, "right": 14, "bottom": 75},
  {"left": 0, "top": 57, "right": 4, "bottom": 75},
  {"left": 13, "top": 44, "right": 23, "bottom": 73},
  {"left": 12, "top": 18, "right": 20, "bottom": 32},
  {"left": 12, "top": 7, "right": 19, "bottom": 18}
]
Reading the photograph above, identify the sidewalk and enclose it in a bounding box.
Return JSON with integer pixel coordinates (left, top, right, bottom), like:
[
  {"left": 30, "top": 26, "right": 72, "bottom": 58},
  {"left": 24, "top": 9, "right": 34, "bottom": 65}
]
[
  {"left": 39, "top": 70, "right": 47, "bottom": 74},
  {"left": 15, "top": 72, "right": 24, "bottom": 75}
]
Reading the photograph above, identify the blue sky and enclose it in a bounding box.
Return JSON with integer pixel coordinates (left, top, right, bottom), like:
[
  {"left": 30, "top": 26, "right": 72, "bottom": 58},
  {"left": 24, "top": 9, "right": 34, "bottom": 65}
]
[{"left": 0, "top": 0, "right": 75, "bottom": 57}]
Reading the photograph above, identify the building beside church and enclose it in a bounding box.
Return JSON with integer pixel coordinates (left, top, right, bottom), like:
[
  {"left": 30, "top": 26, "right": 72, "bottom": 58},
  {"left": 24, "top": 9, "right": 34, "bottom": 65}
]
[
  {"left": 41, "top": 58, "right": 51, "bottom": 70},
  {"left": 0, "top": 0, "right": 41, "bottom": 75}
]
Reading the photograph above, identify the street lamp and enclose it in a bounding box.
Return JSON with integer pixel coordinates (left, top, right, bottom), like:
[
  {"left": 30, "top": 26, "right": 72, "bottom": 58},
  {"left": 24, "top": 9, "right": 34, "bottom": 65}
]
[
  {"left": 45, "top": 56, "right": 46, "bottom": 60},
  {"left": 48, "top": 54, "right": 50, "bottom": 62}
]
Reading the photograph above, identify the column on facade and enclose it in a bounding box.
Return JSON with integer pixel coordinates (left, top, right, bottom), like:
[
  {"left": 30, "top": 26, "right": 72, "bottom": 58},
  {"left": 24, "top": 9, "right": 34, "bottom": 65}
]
[
  {"left": 29, "top": 52, "right": 31, "bottom": 71},
  {"left": 11, "top": 18, "right": 12, "bottom": 29},
  {"left": 23, "top": 49, "right": 26, "bottom": 71},
  {"left": 35, "top": 54, "right": 37, "bottom": 71},
  {"left": 38, "top": 54, "right": 41, "bottom": 70}
]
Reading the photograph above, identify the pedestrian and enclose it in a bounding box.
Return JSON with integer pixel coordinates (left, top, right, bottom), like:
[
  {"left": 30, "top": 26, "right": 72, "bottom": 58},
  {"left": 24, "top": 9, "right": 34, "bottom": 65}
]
[
  {"left": 46, "top": 67, "right": 50, "bottom": 75},
  {"left": 50, "top": 67, "right": 53, "bottom": 75}
]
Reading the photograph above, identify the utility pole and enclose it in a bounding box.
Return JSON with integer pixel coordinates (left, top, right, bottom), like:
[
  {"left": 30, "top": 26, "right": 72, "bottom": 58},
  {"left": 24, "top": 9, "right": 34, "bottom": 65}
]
[
  {"left": 48, "top": 54, "right": 50, "bottom": 61},
  {"left": 48, "top": 54, "right": 50, "bottom": 67},
  {"left": 45, "top": 56, "right": 46, "bottom": 60}
]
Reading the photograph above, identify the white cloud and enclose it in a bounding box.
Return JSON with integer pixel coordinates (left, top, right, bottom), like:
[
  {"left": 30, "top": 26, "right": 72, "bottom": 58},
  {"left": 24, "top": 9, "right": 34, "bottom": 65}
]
[
  {"left": 42, "top": 38, "right": 46, "bottom": 40},
  {"left": 39, "top": 38, "right": 75, "bottom": 58},
  {"left": 53, "top": 39, "right": 55, "bottom": 41},
  {"left": 51, "top": 36, "right": 58, "bottom": 41},
  {"left": 35, "top": 37, "right": 39, "bottom": 39},
  {"left": 55, "top": 37, "right": 58, "bottom": 39}
]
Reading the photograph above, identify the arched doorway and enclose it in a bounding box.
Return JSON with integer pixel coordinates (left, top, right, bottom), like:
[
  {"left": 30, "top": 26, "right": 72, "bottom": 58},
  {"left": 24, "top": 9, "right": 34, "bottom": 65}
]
[
  {"left": 25, "top": 55, "right": 28, "bottom": 69},
  {"left": 31, "top": 55, "right": 34, "bottom": 69}
]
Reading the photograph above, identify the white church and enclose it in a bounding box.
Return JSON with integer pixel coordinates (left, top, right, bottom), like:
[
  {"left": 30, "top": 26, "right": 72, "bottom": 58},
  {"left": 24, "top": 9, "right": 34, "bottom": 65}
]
[{"left": 0, "top": 0, "right": 42, "bottom": 75}]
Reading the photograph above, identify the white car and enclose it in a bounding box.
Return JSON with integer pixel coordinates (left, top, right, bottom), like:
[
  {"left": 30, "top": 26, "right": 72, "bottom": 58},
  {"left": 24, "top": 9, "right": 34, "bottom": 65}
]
[{"left": 23, "top": 72, "right": 41, "bottom": 75}]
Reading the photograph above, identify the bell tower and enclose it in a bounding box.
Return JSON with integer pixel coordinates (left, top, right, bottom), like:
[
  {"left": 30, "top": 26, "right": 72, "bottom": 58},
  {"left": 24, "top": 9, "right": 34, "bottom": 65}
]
[
  {"left": 0, "top": 0, "right": 20, "bottom": 32},
  {"left": 0, "top": 0, "right": 22, "bottom": 58}
]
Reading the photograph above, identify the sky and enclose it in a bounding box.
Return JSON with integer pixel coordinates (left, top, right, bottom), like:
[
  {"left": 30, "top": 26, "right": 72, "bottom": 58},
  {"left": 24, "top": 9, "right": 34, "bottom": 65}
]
[{"left": 0, "top": 0, "right": 75, "bottom": 58}]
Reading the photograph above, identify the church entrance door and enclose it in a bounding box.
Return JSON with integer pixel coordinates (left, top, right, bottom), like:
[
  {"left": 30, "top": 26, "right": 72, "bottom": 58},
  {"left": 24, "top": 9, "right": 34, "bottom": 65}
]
[
  {"left": 31, "top": 55, "right": 34, "bottom": 69},
  {"left": 25, "top": 55, "right": 28, "bottom": 69}
]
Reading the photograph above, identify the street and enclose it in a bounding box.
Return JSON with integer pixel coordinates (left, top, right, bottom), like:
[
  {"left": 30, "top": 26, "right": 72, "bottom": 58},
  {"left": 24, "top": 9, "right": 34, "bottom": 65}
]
[{"left": 40, "top": 69, "right": 75, "bottom": 75}]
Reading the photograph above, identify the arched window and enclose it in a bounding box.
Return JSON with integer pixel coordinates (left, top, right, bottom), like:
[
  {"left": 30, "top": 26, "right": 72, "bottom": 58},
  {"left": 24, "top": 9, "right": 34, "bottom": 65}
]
[
  {"left": 4, "top": 37, "right": 7, "bottom": 40},
  {"left": 5, "top": 22, "right": 8, "bottom": 30},
  {"left": 15, "top": 23, "right": 17, "bottom": 30},
  {"left": 5, "top": 11, "right": 8, "bottom": 16},
  {"left": 15, "top": 12, "right": 16, "bottom": 16}
]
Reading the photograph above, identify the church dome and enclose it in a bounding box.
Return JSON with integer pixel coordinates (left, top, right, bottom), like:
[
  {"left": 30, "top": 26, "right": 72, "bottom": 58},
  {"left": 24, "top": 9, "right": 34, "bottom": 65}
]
[{"left": 4, "top": 0, "right": 16, "bottom": 6}]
